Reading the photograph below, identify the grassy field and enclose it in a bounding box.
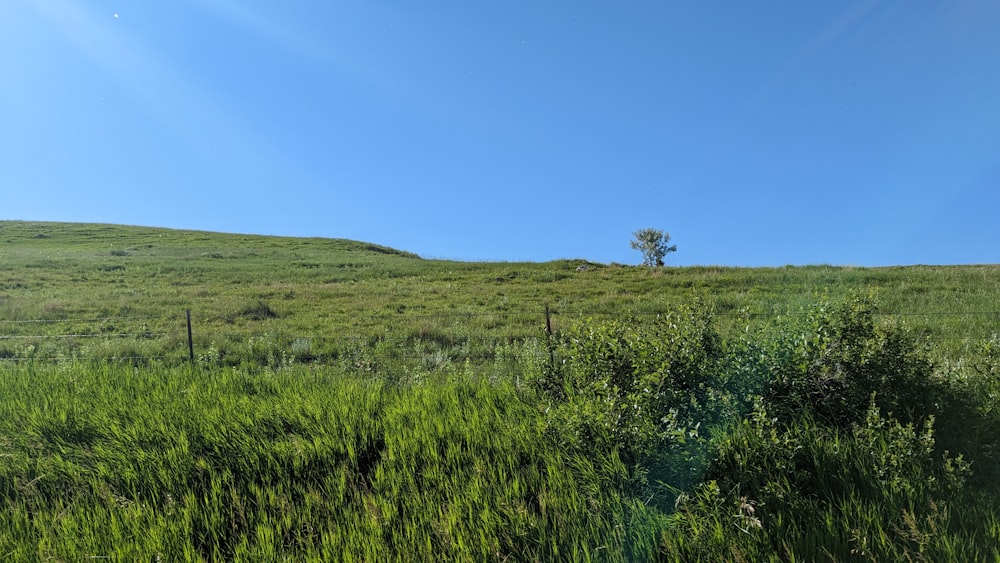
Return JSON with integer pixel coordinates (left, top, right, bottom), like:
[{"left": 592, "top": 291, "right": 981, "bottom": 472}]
[
  {"left": 1, "top": 220, "right": 999, "bottom": 560},
  {"left": 2, "top": 220, "right": 998, "bottom": 365}
]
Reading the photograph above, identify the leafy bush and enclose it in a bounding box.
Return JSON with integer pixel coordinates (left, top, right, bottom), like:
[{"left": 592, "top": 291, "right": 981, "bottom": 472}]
[
  {"left": 658, "top": 294, "right": 1000, "bottom": 561},
  {"left": 665, "top": 399, "right": 990, "bottom": 562},
  {"left": 764, "top": 293, "right": 939, "bottom": 428},
  {"left": 539, "top": 306, "right": 751, "bottom": 510},
  {"left": 971, "top": 333, "right": 1000, "bottom": 417}
]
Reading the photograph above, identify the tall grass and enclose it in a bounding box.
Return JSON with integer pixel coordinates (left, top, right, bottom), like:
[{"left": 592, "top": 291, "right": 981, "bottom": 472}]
[
  {"left": 0, "top": 362, "right": 667, "bottom": 561},
  {"left": 4, "top": 295, "right": 997, "bottom": 560},
  {"left": 3, "top": 296, "right": 1000, "bottom": 559}
]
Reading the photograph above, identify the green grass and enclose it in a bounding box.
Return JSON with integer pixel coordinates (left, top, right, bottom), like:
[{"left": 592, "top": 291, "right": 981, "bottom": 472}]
[
  {"left": 2, "top": 221, "right": 998, "bottom": 365},
  {"left": 1, "top": 220, "right": 999, "bottom": 560},
  {"left": 0, "top": 362, "right": 667, "bottom": 561}
]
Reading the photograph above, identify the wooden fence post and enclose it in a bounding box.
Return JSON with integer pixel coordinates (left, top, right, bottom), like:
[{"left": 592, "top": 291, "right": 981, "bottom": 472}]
[
  {"left": 187, "top": 310, "right": 195, "bottom": 364},
  {"left": 545, "top": 304, "right": 556, "bottom": 375}
]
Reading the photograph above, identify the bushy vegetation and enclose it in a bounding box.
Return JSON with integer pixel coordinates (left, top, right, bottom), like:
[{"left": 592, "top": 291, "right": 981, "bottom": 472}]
[
  {"left": 2, "top": 222, "right": 999, "bottom": 559},
  {"left": 658, "top": 296, "right": 1000, "bottom": 561}
]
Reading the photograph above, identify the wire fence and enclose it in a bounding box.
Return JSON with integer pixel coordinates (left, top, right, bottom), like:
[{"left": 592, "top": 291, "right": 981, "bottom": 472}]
[{"left": 1, "top": 307, "right": 998, "bottom": 365}]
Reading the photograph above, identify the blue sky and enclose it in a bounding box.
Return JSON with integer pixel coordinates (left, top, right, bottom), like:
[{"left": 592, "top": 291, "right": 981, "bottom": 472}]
[{"left": 3, "top": 2, "right": 998, "bottom": 266}]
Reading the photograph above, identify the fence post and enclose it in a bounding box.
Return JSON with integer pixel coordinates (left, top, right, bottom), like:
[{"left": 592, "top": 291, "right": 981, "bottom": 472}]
[
  {"left": 186, "top": 310, "right": 195, "bottom": 364},
  {"left": 545, "top": 304, "right": 556, "bottom": 376}
]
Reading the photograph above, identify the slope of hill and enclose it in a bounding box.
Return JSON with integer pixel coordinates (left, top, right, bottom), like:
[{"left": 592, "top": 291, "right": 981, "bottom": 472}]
[
  {"left": 1, "top": 221, "right": 999, "bottom": 560},
  {"left": 1, "top": 220, "right": 996, "bottom": 364}
]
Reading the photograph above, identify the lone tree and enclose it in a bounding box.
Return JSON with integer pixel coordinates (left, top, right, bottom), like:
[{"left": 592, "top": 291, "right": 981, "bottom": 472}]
[{"left": 630, "top": 228, "right": 677, "bottom": 267}]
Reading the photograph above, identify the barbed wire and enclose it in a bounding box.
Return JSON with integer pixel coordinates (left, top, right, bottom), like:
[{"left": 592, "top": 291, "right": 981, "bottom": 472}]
[
  {"left": 0, "top": 317, "right": 151, "bottom": 325},
  {"left": 0, "top": 356, "right": 173, "bottom": 364},
  {"left": 0, "top": 333, "right": 165, "bottom": 340},
  {"left": 2, "top": 309, "right": 998, "bottom": 326},
  {"left": 1, "top": 307, "right": 996, "bottom": 365}
]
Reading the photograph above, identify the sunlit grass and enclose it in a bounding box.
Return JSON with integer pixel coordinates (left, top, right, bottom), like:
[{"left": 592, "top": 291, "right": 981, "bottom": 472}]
[
  {"left": 2, "top": 221, "right": 999, "bottom": 559},
  {"left": 2, "top": 221, "right": 997, "bottom": 365},
  {"left": 0, "top": 362, "right": 666, "bottom": 560}
]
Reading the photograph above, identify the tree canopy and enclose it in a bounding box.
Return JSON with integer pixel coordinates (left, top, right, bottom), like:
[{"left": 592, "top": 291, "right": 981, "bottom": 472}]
[{"left": 630, "top": 228, "right": 677, "bottom": 267}]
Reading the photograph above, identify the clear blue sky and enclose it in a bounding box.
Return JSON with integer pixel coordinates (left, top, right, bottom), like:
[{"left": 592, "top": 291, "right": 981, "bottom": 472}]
[{"left": 3, "top": 2, "right": 998, "bottom": 266}]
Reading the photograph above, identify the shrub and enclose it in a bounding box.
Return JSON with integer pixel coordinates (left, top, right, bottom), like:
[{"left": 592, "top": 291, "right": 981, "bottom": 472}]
[
  {"left": 672, "top": 399, "right": 985, "bottom": 562},
  {"left": 765, "top": 293, "right": 939, "bottom": 428},
  {"left": 540, "top": 306, "right": 744, "bottom": 510},
  {"left": 229, "top": 301, "right": 279, "bottom": 322}
]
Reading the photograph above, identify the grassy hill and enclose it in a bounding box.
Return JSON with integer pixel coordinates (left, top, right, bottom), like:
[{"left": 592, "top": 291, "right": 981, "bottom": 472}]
[
  {"left": 1, "top": 221, "right": 999, "bottom": 560},
  {"left": 2, "top": 220, "right": 997, "bottom": 365}
]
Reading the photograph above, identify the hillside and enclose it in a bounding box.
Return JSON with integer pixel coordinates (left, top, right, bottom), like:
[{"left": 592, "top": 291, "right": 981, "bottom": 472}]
[
  {"left": 2, "top": 221, "right": 999, "bottom": 560},
  {"left": 1, "top": 220, "right": 997, "bottom": 365}
]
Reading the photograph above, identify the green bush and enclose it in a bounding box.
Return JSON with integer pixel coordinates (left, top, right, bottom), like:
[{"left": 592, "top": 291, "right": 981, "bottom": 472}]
[
  {"left": 658, "top": 294, "right": 1000, "bottom": 561},
  {"left": 764, "top": 293, "right": 939, "bottom": 428},
  {"left": 539, "top": 306, "right": 751, "bottom": 511},
  {"left": 663, "top": 399, "right": 993, "bottom": 562}
]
